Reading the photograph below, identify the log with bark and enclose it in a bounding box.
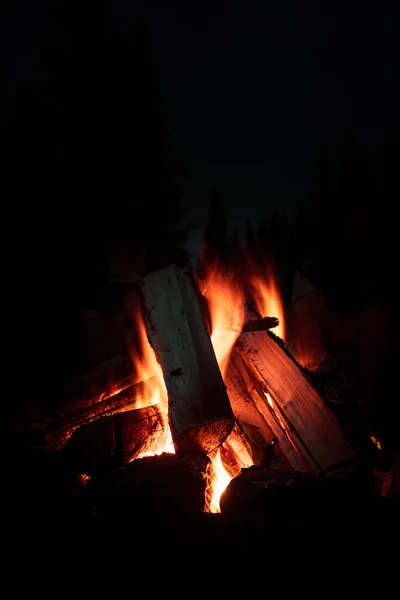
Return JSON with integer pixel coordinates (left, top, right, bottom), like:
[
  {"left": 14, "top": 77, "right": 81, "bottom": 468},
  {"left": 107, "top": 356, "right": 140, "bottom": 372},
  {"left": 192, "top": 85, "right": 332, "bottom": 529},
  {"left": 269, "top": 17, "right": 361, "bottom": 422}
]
[
  {"left": 139, "top": 264, "right": 234, "bottom": 453},
  {"left": 46, "top": 375, "right": 159, "bottom": 449},
  {"left": 12, "top": 354, "right": 139, "bottom": 448},
  {"left": 232, "top": 329, "right": 360, "bottom": 476},
  {"left": 60, "top": 405, "right": 169, "bottom": 476},
  {"left": 242, "top": 316, "right": 279, "bottom": 332},
  {"left": 23, "top": 312, "right": 282, "bottom": 450}
]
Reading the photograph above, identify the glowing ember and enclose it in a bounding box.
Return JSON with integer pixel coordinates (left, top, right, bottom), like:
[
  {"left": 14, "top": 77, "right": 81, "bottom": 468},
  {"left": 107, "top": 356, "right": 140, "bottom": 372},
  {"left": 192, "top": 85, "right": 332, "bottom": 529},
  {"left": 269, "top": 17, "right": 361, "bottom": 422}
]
[
  {"left": 370, "top": 435, "right": 382, "bottom": 451},
  {"left": 131, "top": 308, "right": 175, "bottom": 456}
]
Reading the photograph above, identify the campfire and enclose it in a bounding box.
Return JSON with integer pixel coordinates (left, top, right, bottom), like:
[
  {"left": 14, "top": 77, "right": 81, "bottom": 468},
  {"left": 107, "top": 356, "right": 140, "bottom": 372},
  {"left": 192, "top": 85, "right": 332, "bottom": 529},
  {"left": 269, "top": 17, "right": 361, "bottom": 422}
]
[{"left": 30, "top": 249, "right": 363, "bottom": 528}]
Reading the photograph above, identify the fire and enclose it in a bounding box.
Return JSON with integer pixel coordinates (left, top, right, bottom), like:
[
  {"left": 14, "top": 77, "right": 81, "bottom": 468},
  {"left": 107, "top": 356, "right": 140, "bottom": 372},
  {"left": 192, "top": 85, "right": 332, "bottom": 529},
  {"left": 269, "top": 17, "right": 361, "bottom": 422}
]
[
  {"left": 196, "top": 257, "right": 287, "bottom": 512},
  {"left": 247, "top": 266, "right": 286, "bottom": 340},
  {"left": 209, "top": 449, "right": 233, "bottom": 513},
  {"left": 128, "top": 256, "right": 286, "bottom": 513},
  {"left": 198, "top": 260, "right": 246, "bottom": 380},
  {"left": 197, "top": 256, "right": 287, "bottom": 512},
  {"left": 131, "top": 308, "right": 175, "bottom": 456}
]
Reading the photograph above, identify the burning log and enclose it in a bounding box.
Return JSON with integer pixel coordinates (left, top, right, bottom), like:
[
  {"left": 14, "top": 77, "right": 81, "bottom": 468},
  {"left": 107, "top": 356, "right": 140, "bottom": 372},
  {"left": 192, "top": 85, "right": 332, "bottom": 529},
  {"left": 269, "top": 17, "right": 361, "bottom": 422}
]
[
  {"left": 242, "top": 316, "right": 279, "bottom": 332},
  {"left": 11, "top": 354, "right": 143, "bottom": 449},
  {"left": 232, "top": 330, "right": 360, "bottom": 475},
  {"left": 139, "top": 264, "right": 234, "bottom": 453},
  {"left": 60, "top": 406, "right": 168, "bottom": 476},
  {"left": 225, "top": 355, "right": 295, "bottom": 470},
  {"left": 46, "top": 375, "right": 158, "bottom": 449}
]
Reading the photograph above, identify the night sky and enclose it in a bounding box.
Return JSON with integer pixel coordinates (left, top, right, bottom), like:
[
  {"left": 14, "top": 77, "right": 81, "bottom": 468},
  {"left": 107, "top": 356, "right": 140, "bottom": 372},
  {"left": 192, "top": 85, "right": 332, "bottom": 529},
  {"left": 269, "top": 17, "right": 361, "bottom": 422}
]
[
  {"left": 2, "top": 0, "right": 397, "bottom": 249},
  {"left": 123, "top": 0, "right": 397, "bottom": 235}
]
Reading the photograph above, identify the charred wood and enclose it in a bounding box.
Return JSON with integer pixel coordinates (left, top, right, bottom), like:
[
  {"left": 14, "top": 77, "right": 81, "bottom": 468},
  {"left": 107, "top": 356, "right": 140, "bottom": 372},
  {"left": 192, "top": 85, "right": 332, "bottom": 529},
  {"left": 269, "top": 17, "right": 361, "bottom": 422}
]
[
  {"left": 60, "top": 405, "right": 168, "bottom": 476},
  {"left": 242, "top": 316, "right": 279, "bottom": 331},
  {"left": 46, "top": 376, "right": 159, "bottom": 449}
]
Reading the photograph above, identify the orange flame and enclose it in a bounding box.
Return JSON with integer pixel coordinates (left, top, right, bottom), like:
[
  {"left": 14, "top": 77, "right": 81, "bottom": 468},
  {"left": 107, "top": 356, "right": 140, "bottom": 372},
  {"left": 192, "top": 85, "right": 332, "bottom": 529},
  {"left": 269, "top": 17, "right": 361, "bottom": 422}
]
[
  {"left": 131, "top": 308, "right": 175, "bottom": 456},
  {"left": 127, "top": 256, "right": 286, "bottom": 513},
  {"left": 198, "top": 261, "right": 249, "bottom": 512},
  {"left": 199, "top": 261, "right": 246, "bottom": 380},
  {"left": 247, "top": 268, "right": 285, "bottom": 340},
  {"left": 209, "top": 448, "right": 233, "bottom": 513},
  {"left": 198, "top": 256, "right": 287, "bottom": 512}
]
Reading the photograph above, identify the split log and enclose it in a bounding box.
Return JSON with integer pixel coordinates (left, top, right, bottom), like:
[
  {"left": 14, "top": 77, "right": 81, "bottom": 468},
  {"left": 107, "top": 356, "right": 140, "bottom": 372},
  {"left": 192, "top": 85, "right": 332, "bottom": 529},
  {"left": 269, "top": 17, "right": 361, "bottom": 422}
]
[
  {"left": 60, "top": 405, "right": 168, "bottom": 476},
  {"left": 225, "top": 356, "right": 296, "bottom": 470},
  {"left": 233, "top": 330, "right": 360, "bottom": 475},
  {"left": 46, "top": 375, "right": 159, "bottom": 449},
  {"left": 139, "top": 264, "right": 234, "bottom": 453}
]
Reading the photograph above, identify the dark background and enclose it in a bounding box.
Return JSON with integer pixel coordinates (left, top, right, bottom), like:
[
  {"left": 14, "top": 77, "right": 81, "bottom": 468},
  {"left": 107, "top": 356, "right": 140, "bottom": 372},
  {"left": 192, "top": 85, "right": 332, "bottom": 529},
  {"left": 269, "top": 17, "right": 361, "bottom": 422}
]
[{"left": 2, "top": 1, "right": 398, "bottom": 446}]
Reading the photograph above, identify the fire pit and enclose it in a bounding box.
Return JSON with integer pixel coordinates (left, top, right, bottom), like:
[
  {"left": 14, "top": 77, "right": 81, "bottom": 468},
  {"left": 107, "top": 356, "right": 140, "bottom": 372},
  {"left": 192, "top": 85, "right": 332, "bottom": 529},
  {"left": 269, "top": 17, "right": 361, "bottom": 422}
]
[{"left": 11, "top": 253, "right": 378, "bottom": 539}]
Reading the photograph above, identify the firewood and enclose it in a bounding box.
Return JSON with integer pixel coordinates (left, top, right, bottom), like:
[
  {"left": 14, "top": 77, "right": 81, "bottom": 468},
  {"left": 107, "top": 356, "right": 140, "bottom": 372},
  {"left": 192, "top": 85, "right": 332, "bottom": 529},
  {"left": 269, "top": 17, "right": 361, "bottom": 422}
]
[
  {"left": 60, "top": 406, "right": 168, "bottom": 475},
  {"left": 234, "top": 330, "right": 360, "bottom": 475},
  {"left": 45, "top": 376, "right": 159, "bottom": 449},
  {"left": 11, "top": 354, "right": 138, "bottom": 448},
  {"left": 226, "top": 352, "right": 304, "bottom": 470},
  {"left": 242, "top": 316, "right": 279, "bottom": 331},
  {"left": 139, "top": 264, "right": 234, "bottom": 453}
]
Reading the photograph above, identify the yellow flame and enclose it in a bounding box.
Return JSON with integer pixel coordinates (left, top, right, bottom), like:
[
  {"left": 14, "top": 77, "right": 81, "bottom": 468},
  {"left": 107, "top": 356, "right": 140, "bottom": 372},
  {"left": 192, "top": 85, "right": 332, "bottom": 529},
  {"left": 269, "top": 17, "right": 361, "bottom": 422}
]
[
  {"left": 127, "top": 257, "right": 287, "bottom": 513},
  {"left": 132, "top": 309, "right": 175, "bottom": 456},
  {"left": 209, "top": 449, "right": 232, "bottom": 513},
  {"left": 199, "top": 262, "right": 246, "bottom": 380},
  {"left": 197, "top": 263, "right": 250, "bottom": 512},
  {"left": 370, "top": 435, "right": 382, "bottom": 451}
]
